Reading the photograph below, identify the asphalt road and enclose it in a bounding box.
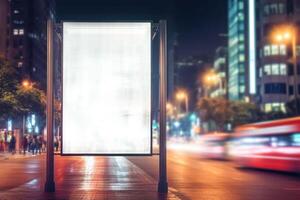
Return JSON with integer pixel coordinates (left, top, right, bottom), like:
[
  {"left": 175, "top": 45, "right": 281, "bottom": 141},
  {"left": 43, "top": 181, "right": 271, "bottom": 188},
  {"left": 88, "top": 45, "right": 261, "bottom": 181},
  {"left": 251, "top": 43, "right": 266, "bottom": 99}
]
[
  {"left": 128, "top": 149, "right": 300, "bottom": 200},
  {"left": 0, "top": 148, "right": 300, "bottom": 200}
]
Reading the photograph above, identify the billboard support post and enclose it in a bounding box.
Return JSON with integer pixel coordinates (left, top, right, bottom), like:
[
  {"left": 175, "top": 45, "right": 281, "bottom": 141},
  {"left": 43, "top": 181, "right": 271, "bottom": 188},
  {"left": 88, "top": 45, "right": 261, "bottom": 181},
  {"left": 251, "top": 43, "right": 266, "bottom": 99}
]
[
  {"left": 44, "top": 19, "right": 55, "bottom": 193},
  {"left": 158, "top": 20, "right": 168, "bottom": 193}
]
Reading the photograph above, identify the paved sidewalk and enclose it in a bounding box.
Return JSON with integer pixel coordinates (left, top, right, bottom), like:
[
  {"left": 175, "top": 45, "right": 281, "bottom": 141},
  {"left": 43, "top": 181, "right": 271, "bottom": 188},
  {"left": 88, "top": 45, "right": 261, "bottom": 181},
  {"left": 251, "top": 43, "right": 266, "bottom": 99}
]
[
  {"left": 0, "top": 152, "right": 43, "bottom": 160},
  {"left": 0, "top": 156, "right": 180, "bottom": 200}
]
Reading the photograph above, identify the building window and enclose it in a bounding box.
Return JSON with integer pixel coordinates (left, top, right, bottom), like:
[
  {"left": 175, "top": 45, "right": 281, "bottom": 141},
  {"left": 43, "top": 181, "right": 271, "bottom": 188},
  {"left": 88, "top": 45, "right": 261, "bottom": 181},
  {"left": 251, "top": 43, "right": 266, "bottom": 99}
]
[
  {"left": 279, "top": 45, "right": 286, "bottom": 55},
  {"left": 272, "top": 64, "right": 280, "bottom": 75},
  {"left": 239, "top": 54, "right": 245, "bottom": 62},
  {"left": 264, "top": 63, "right": 286, "bottom": 75},
  {"left": 264, "top": 64, "right": 271, "bottom": 75},
  {"left": 263, "top": 45, "right": 286, "bottom": 56},
  {"left": 265, "top": 83, "right": 286, "bottom": 94},
  {"left": 13, "top": 20, "right": 24, "bottom": 25},
  {"left": 239, "top": 34, "right": 244, "bottom": 41},
  {"left": 17, "top": 62, "right": 23, "bottom": 68},
  {"left": 240, "top": 85, "right": 245, "bottom": 93},
  {"left": 288, "top": 63, "right": 294, "bottom": 75},
  {"left": 264, "top": 103, "right": 286, "bottom": 113},
  {"left": 289, "top": 85, "right": 294, "bottom": 95},
  {"left": 264, "top": 3, "right": 285, "bottom": 16},
  {"left": 19, "top": 29, "right": 24, "bottom": 35},
  {"left": 264, "top": 46, "right": 271, "bottom": 56},
  {"left": 13, "top": 29, "right": 18, "bottom": 35},
  {"left": 13, "top": 29, "right": 25, "bottom": 36},
  {"left": 280, "top": 63, "right": 287, "bottom": 75},
  {"left": 238, "top": 2, "right": 244, "bottom": 10},
  {"left": 271, "top": 45, "right": 279, "bottom": 55},
  {"left": 13, "top": 10, "right": 20, "bottom": 14},
  {"left": 239, "top": 44, "right": 244, "bottom": 51},
  {"left": 259, "top": 67, "right": 262, "bottom": 78}
]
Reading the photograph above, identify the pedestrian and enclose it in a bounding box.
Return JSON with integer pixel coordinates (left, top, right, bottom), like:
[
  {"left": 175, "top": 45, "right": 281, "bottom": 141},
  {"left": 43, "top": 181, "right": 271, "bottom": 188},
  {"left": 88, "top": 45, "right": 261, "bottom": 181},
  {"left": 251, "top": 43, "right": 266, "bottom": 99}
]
[
  {"left": 54, "top": 137, "right": 59, "bottom": 152},
  {"left": 22, "top": 135, "right": 28, "bottom": 155},
  {"left": 9, "top": 134, "right": 16, "bottom": 155},
  {"left": 30, "top": 136, "right": 37, "bottom": 155},
  {"left": 0, "top": 139, "right": 4, "bottom": 152},
  {"left": 37, "top": 136, "right": 43, "bottom": 154}
]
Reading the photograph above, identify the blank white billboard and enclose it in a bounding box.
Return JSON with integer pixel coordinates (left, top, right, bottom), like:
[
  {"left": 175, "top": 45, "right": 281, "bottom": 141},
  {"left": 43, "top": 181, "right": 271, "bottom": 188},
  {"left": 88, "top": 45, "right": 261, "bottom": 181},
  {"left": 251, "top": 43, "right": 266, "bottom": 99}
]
[{"left": 62, "top": 22, "right": 151, "bottom": 154}]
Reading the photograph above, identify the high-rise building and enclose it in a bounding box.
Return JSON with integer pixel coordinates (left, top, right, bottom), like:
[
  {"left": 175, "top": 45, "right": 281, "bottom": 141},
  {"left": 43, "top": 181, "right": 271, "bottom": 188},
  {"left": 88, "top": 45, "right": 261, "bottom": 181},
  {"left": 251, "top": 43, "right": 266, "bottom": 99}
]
[
  {"left": 0, "top": 0, "right": 56, "bottom": 91},
  {"left": 0, "top": 0, "right": 10, "bottom": 58},
  {"left": 257, "top": 0, "right": 300, "bottom": 112},
  {"left": 228, "top": 0, "right": 257, "bottom": 101},
  {"left": 210, "top": 46, "right": 228, "bottom": 98}
]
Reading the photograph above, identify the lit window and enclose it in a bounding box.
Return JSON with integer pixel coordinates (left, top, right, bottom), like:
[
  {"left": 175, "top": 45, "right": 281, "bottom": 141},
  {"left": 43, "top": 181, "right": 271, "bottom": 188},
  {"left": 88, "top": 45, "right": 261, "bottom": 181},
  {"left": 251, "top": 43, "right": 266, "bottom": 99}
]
[
  {"left": 265, "top": 103, "right": 272, "bottom": 112},
  {"left": 17, "top": 62, "right": 23, "bottom": 68},
  {"left": 239, "top": 44, "right": 244, "bottom": 51},
  {"left": 279, "top": 45, "right": 286, "bottom": 55},
  {"left": 264, "top": 45, "right": 271, "bottom": 56},
  {"left": 239, "top": 2, "right": 244, "bottom": 10},
  {"left": 13, "top": 29, "right": 18, "bottom": 35},
  {"left": 280, "top": 64, "right": 287, "bottom": 75},
  {"left": 278, "top": 3, "right": 285, "bottom": 14},
  {"left": 240, "top": 86, "right": 245, "bottom": 93},
  {"left": 264, "top": 65, "right": 271, "bottom": 75},
  {"left": 33, "top": 67, "right": 36, "bottom": 72},
  {"left": 239, "top": 54, "right": 245, "bottom": 62},
  {"left": 14, "top": 10, "right": 19, "bottom": 14},
  {"left": 264, "top": 103, "right": 286, "bottom": 113},
  {"left": 264, "top": 5, "right": 270, "bottom": 15},
  {"left": 239, "top": 34, "right": 244, "bottom": 41},
  {"left": 272, "top": 64, "right": 279, "bottom": 75},
  {"left": 238, "top": 13, "right": 244, "bottom": 21},
  {"left": 19, "top": 29, "right": 24, "bottom": 35},
  {"left": 259, "top": 67, "right": 263, "bottom": 77},
  {"left": 271, "top": 45, "right": 279, "bottom": 55}
]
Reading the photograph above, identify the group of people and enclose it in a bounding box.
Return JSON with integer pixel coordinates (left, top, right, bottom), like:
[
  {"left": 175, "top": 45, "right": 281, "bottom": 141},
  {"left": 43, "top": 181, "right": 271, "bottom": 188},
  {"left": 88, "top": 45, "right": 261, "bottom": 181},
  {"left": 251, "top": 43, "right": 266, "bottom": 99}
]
[
  {"left": 0, "top": 132, "right": 17, "bottom": 154},
  {"left": 0, "top": 131, "right": 61, "bottom": 155},
  {"left": 22, "top": 135, "right": 46, "bottom": 155}
]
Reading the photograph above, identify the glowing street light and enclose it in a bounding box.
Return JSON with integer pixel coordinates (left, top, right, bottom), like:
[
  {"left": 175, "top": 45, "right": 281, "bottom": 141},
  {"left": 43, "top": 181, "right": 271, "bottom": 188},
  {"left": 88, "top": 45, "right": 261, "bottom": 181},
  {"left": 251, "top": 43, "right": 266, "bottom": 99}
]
[
  {"left": 176, "top": 90, "right": 189, "bottom": 113},
  {"left": 203, "top": 70, "right": 223, "bottom": 97},
  {"left": 22, "top": 80, "right": 33, "bottom": 89}
]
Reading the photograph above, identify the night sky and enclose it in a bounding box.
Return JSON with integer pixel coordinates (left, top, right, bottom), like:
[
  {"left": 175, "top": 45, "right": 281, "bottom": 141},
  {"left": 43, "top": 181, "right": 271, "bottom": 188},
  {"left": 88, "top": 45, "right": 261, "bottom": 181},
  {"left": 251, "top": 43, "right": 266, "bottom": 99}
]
[{"left": 57, "top": 0, "right": 227, "bottom": 60}]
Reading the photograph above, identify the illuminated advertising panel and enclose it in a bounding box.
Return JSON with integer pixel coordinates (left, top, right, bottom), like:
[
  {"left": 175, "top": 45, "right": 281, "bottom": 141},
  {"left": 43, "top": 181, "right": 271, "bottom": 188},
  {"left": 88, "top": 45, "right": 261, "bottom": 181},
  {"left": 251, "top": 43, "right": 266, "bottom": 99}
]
[{"left": 62, "top": 22, "right": 151, "bottom": 155}]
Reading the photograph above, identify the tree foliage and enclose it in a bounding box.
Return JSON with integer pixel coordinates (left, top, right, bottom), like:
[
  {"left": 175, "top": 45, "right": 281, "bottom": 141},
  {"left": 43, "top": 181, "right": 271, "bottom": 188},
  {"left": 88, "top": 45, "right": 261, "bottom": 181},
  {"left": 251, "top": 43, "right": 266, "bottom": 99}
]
[
  {"left": 197, "top": 97, "right": 263, "bottom": 131},
  {"left": 197, "top": 97, "right": 232, "bottom": 131},
  {"left": 0, "top": 57, "right": 46, "bottom": 126}
]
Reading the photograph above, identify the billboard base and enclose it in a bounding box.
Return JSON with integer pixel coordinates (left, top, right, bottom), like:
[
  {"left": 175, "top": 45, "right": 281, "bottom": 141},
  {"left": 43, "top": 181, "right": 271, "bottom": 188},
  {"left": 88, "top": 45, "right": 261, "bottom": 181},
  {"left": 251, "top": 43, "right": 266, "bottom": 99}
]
[
  {"left": 44, "top": 181, "right": 55, "bottom": 192},
  {"left": 158, "top": 181, "right": 168, "bottom": 193}
]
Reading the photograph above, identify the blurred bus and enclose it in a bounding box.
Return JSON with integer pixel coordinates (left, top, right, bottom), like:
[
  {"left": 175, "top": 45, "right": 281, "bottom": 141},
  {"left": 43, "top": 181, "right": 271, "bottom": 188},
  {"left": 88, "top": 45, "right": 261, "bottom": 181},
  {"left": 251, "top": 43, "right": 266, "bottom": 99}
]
[
  {"left": 199, "top": 132, "right": 231, "bottom": 160},
  {"left": 232, "top": 117, "right": 300, "bottom": 172}
]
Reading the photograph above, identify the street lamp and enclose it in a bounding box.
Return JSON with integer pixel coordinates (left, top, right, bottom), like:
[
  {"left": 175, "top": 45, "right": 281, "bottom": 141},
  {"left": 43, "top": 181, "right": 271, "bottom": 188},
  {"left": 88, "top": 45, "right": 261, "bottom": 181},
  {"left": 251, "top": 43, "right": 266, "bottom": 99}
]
[
  {"left": 176, "top": 90, "right": 189, "bottom": 113},
  {"left": 272, "top": 26, "right": 298, "bottom": 114},
  {"left": 21, "top": 79, "right": 33, "bottom": 139},
  {"left": 22, "top": 79, "right": 33, "bottom": 89},
  {"left": 203, "top": 71, "right": 223, "bottom": 97}
]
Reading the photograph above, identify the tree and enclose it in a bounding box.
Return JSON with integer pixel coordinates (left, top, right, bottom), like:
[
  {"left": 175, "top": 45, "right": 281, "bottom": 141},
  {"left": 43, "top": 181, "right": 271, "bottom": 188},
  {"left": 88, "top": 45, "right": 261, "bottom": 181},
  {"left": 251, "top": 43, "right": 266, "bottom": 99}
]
[
  {"left": 229, "top": 101, "right": 262, "bottom": 127},
  {"left": 286, "top": 98, "right": 300, "bottom": 116},
  {"left": 197, "top": 97, "right": 263, "bottom": 132},
  {"left": 0, "top": 57, "right": 19, "bottom": 124},
  {"left": 197, "top": 97, "right": 233, "bottom": 131},
  {"left": 0, "top": 57, "right": 46, "bottom": 128}
]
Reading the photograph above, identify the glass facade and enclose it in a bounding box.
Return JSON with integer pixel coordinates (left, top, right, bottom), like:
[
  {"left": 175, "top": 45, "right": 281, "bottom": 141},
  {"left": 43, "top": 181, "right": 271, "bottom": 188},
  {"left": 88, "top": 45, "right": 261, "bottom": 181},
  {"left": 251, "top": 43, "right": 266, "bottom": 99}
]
[{"left": 228, "top": 0, "right": 247, "bottom": 100}]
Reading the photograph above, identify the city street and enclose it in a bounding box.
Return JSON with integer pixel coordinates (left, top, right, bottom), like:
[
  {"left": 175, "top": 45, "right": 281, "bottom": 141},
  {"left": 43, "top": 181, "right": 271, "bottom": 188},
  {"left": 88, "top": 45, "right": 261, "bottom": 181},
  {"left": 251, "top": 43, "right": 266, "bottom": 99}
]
[{"left": 1, "top": 147, "right": 300, "bottom": 200}]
